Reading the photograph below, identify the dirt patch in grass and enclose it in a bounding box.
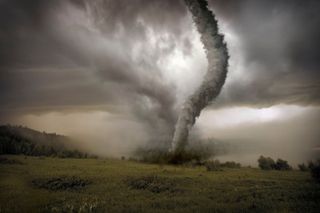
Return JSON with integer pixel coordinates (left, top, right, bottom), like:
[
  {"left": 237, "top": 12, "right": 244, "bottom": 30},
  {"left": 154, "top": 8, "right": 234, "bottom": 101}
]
[
  {"left": 0, "top": 157, "right": 23, "bottom": 164},
  {"left": 32, "top": 176, "right": 91, "bottom": 191},
  {"left": 126, "top": 176, "right": 182, "bottom": 194}
]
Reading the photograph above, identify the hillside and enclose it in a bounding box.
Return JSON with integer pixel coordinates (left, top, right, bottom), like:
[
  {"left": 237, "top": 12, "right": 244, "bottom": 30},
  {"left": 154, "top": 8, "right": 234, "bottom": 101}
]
[{"left": 0, "top": 125, "right": 91, "bottom": 158}]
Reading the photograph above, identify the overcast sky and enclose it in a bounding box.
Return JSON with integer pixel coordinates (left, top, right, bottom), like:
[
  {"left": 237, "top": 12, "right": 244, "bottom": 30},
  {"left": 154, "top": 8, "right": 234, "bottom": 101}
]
[{"left": 0, "top": 0, "right": 319, "bottom": 162}]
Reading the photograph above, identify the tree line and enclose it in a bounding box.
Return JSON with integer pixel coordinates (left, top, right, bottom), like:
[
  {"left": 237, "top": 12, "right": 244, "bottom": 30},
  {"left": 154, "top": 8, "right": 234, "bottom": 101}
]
[{"left": 0, "top": 125, "right": 97, "bottom": 158}]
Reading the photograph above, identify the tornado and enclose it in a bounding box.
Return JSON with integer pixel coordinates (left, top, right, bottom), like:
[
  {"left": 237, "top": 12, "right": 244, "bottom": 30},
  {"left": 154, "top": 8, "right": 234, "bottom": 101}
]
[{"left": 171, "top": 0, "right": 229, "bottom": 153}]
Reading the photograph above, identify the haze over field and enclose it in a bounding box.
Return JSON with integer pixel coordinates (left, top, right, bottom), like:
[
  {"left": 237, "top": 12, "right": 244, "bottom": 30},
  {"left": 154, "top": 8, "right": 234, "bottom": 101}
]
[{"left": 1, "top": 0, "right": 320, "bottom": 165}]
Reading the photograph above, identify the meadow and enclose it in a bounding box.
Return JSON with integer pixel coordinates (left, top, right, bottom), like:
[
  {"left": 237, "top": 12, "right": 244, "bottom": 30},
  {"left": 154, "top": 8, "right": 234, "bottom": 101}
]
[{"left": 0, "top": 155, "right": 319, "bottom": 213}]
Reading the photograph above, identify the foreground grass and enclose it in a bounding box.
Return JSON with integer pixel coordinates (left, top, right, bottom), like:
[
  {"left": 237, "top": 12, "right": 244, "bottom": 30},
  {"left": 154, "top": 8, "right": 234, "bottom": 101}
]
[{"left": 0, "top": 155, "right": 319, "bottom": 213}]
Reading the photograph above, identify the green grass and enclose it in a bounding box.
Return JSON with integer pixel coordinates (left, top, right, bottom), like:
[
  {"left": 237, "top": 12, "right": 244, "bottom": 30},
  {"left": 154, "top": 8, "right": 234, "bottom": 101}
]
[{"left": 0, "top": 155, "right": 319, "bottom": 213}]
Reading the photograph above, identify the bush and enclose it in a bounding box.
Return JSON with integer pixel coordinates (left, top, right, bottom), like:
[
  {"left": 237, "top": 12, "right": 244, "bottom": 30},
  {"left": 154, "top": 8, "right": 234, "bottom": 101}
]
[
  {"left": 205, "top": 160, "right": 241, "bottom": 171},
  {"left": 185, "top": 159, "right": 206, "bottom": 168},
  {"left": 274, "top": 159, "right": 292, "bottom": 170},
  {"left": 308, "top": 160, "right": 320, "bottom": 183},
  {"left": 298, "top": 163, "right": 309, "bottom": 171},
  {"left": 258, "top": 156, "right": 292, "bottom": 171},
  {"left": 205, "top": 160, "right": 222, "bottom": 171},
  {"left": 221, "top": 161, "right": 241, "bottom": 168},
  {"left": 258, "top": 156, "right": 276, "bottom": 170},
  {"left": 308, "top": 161, "right": 315, "bottom": 170}
]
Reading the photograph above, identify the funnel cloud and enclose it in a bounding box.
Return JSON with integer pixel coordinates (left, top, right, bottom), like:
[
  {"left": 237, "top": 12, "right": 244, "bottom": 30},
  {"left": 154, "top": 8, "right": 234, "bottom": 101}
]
[{"left": 171, "top": 0, "right": 229, "bottom": 152}]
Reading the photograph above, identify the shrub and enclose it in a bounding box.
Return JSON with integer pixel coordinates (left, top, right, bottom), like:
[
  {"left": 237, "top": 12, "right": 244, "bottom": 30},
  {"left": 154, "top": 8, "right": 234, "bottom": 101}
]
[
  {"left": 258, "top": 156, "right": 292, "bottom": 171},
  {"left": 309, "top": 160, "right": 320, "bottom": 183},
  {"left": 205, "top": 160, "right": 222, "bottom": 171},
  {"left": 258, "top": 156, "right": 276, "bottom": 170},
  {"left": 308, "top": 161, "right": 315, "bottom": 170},
  {"left": 274, "top": 159, "right": 292, "bottom": 170},
  {"left": 221, "top": 161, "right": 241, "bottom": 168},
  {"left": 205, "top": 160, "right": 241, "bottom": 171},
  {"left": 298, "top": 163, "right": 309, "bottom": 171}
]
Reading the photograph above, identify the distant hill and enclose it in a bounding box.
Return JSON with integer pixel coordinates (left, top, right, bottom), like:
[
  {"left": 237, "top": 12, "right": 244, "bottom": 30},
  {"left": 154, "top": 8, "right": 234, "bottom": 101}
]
[{"left": 0, "top": 125, "right": 96, "bottom": 158}]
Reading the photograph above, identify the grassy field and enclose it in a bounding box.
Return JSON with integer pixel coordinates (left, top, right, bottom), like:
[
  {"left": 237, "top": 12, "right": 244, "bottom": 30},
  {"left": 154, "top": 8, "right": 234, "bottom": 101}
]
[{"left": 0, "top": 155, "right": 319, "bottom": 213}]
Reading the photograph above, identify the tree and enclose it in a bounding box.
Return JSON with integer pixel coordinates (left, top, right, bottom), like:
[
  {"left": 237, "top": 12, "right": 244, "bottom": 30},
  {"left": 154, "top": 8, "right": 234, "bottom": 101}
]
[{"left": 258, "top": 156, "right": 276, "bottom": 170}]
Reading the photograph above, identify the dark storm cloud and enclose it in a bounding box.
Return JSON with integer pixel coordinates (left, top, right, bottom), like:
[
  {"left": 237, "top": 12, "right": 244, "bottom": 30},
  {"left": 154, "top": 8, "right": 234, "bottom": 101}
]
[
  {"left": 1, "top": 0, "right": 320, "bottom": 129},
  {"left": 208, "top": 0, "right": 320, "bottom": 107},
  {"left": 0, "top": 0, "right": 190, "bottom": 138}
]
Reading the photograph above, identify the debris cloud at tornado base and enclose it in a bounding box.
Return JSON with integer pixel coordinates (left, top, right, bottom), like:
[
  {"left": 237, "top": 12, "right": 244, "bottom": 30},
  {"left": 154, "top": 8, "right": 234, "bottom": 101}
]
[{"left": 171, "top": 0, "right": 229, "bottom": 153}]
